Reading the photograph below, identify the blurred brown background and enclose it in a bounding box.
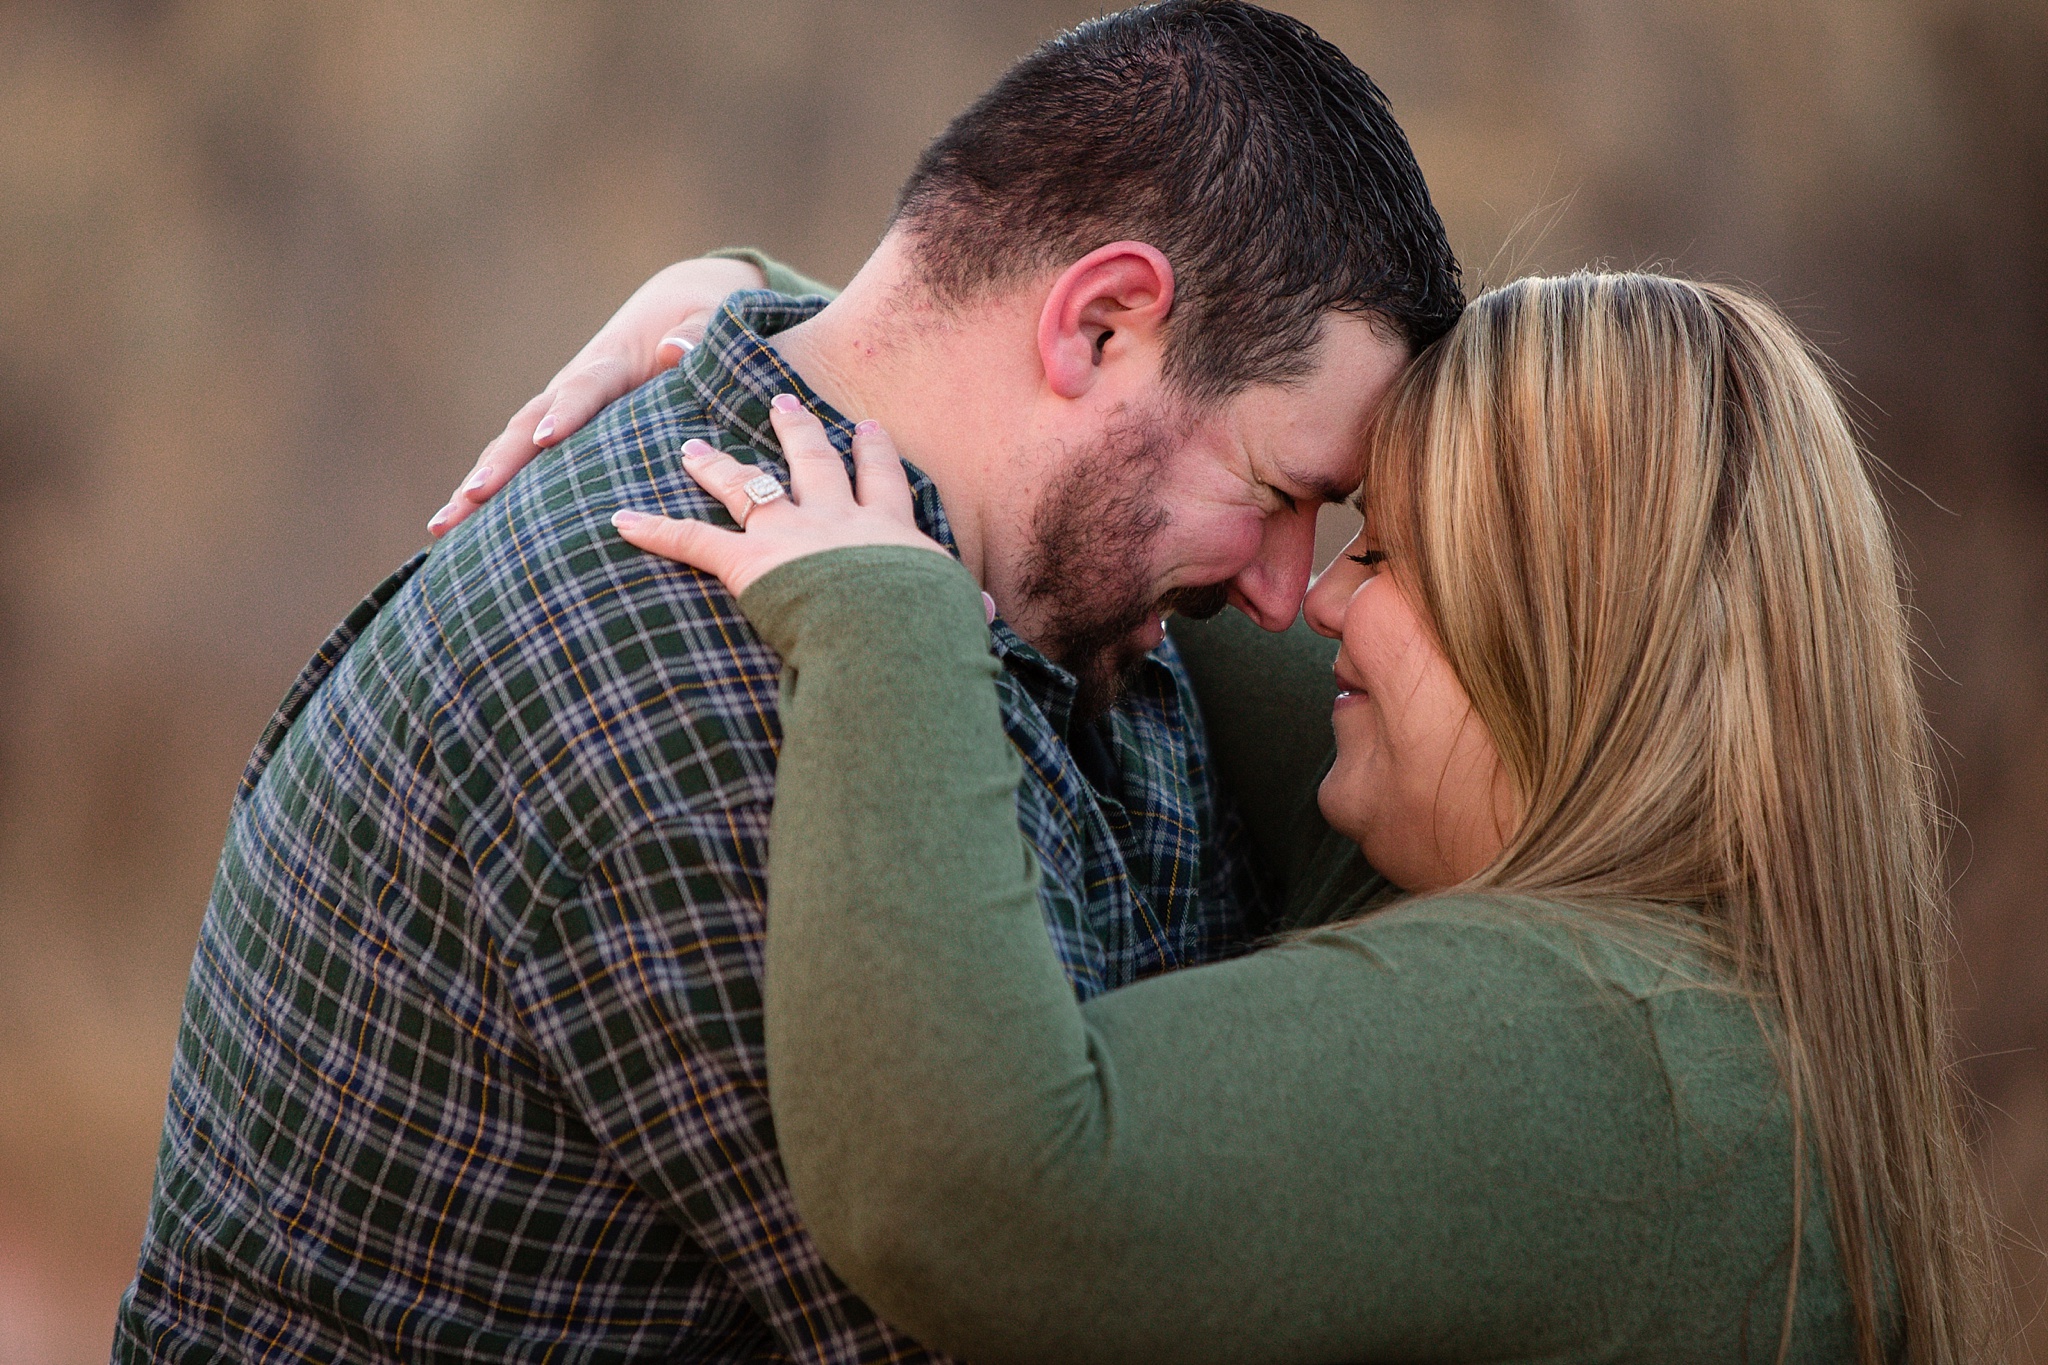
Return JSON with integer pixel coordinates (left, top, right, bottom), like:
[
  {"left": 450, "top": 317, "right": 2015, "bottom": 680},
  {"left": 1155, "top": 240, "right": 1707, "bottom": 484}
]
[{"left": 0, "top": 1, "right": 2042, "bottom": 1359}]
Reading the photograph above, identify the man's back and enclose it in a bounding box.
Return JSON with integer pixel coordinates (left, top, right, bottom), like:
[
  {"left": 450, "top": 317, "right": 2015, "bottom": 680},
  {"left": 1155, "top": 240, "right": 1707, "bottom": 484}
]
[{"left": 115, "top": 294, "right": 1260, "bottom": 1363}]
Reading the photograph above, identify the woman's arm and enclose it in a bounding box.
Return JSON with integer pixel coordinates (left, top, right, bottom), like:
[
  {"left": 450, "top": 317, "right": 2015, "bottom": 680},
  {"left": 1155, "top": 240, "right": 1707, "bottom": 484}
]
[
  {"left": 433, "top": 251, "right": 842, "bottom": 535},
  {"left": 743, "top": 548, "right": 1701, "bottom": 1365},
  {"left": 613, "top": 412, "right": 1799, "bottom": 1364}
]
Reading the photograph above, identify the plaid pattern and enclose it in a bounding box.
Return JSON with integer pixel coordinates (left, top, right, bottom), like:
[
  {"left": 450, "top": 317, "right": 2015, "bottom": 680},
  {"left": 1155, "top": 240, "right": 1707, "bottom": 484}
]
[{"left": 115, "top": 292, "right": 1265, "bottom": 1364}]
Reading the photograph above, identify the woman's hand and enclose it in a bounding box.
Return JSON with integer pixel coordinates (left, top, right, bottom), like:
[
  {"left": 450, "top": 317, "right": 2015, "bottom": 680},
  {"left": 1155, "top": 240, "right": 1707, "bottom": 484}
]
[
  {"left": 429, "top": 255, "right": 769, "bottom": 537},
  {"left": 611, "top": 396, "right": 949, "bottom": 599}
]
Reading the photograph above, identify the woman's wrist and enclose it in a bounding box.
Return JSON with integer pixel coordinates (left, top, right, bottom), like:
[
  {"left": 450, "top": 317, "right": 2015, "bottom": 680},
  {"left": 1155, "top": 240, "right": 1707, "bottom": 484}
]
[{"left": 740, "top": 545, "right": 986, "bottom": 665}]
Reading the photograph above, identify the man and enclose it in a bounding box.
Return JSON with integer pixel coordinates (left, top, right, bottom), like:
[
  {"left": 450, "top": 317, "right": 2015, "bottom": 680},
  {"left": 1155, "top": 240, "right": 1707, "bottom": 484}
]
[{"left": 116, "top": 2, "right": 1461, "bottom": 1360}]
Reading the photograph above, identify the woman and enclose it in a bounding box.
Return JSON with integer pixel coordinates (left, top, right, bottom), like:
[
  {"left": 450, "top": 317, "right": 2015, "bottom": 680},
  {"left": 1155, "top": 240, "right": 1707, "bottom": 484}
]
[{"left": 465, "top": 264, "right": 2007, "bottom": 1360}]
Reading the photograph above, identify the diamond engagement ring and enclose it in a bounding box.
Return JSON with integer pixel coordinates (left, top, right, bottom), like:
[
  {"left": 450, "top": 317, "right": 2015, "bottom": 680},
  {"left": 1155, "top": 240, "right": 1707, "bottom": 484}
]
[{"left": 736, "top": 472, "right": 787, "bottom": 527}]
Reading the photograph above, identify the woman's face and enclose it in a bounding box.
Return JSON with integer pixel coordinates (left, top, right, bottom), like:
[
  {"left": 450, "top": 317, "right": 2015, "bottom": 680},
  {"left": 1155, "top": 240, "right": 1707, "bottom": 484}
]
[{"left": 1303, "top": 527, "right": 1517, "bottom": 892}]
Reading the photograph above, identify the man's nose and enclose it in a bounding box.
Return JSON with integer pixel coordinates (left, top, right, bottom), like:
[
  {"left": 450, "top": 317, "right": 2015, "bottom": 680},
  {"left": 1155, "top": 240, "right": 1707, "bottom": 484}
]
[{"left": 1226, "top": 511, "right": 1317, "bottom": 631}]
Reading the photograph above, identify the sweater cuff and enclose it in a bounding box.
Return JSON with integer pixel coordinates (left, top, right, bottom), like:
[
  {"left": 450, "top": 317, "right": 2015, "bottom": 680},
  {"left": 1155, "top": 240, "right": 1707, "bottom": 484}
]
[
  {"left": 705, "top": 247, "right": 840, "bottom": 301},
  {"left": 739, "top": 546, "right": 988, "bottom": 666}
]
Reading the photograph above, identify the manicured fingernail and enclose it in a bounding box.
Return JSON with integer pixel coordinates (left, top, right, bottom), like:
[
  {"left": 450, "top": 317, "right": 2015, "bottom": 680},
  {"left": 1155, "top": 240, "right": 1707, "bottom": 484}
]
[
  {"left": 770, "top": 393, "right": 802, "bottom": 413},
  {"left": 982, "top": 592, "right": 998, "bottom": 624},
  {"left": 611, "top": 509, "right": 648, "bottom": 530},
  {"left": 533, "top": 414, "right": 557, "bottom": 442},
  {"left": 855, "top": 419, "right": 880, "bottom": 436},
  {"left": 429, "top": 503, "right": 458, "bottom": 533},
  {"left": 658, "top": 335, "right": 693, "bottom": 357},
  {"left": 681, "top": 438, "right": 717, "bottom": 459},
  {"left": 461, "top": 466, "right": 491, "bottom": 495}
]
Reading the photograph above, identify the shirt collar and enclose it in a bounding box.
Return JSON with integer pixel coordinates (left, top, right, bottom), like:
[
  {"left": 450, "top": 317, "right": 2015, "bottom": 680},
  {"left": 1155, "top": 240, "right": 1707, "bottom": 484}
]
[{"left": 679, "top": 290, "right": 963, "bottom": 559}]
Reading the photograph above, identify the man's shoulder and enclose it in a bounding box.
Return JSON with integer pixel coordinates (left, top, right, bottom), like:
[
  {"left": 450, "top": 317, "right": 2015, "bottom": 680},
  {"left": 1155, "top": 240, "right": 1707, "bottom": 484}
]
[
  {"left": 415, "top": 369, "right": 758, "bottom": 672},
  {"left": 331, "top": 371, "right": 786, "bottom": 828}
]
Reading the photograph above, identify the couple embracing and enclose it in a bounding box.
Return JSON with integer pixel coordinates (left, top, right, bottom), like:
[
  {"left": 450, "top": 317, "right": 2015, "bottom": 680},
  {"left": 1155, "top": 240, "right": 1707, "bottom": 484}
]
[{"left": 117, "top": 3, "right": 2005, "bottom": 1362}]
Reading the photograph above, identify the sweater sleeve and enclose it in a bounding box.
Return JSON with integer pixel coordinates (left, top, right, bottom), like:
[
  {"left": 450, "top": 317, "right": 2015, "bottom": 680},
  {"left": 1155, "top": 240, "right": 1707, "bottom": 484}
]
[
  {"left": 739, "top": 547, "right": 1775, "bottom": 1365},
  {"left": 706, "top": 247, "right": 841, "bottom": 300}
]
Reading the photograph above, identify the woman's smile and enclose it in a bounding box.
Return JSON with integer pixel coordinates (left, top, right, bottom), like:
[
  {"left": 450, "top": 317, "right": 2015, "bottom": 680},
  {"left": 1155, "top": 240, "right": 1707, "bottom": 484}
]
[{"left": 1331, "top": 660, "right": 1369, "bottom": 706}]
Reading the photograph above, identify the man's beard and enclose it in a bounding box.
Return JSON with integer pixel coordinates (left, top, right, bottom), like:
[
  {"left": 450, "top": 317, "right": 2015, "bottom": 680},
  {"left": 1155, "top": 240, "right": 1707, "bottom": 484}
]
[{"left": 1014, "top": 410, "right": 1232, "bottom": 721}]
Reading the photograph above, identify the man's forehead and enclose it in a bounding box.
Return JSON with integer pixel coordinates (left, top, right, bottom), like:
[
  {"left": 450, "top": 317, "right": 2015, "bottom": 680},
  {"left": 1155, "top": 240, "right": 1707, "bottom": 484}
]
[
  {"left": 1223, "top": 318, "right": 1409, "bottom": 493},
  {"left": 1298, "top": 310, "right": 1413, "bottom": 417}
]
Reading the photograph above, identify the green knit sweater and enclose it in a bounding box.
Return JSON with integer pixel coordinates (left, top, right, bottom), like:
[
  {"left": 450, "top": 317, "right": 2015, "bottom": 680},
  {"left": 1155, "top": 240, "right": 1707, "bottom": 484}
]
[{"left": 735, "top": 546, "right": 1870, "bottom": 1364}]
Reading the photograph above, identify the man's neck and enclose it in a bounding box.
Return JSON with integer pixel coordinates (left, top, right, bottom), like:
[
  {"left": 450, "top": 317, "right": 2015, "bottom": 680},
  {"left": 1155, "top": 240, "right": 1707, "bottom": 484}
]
[{"left": 761, "top": 237, "right": 1044, "bottom": 595}]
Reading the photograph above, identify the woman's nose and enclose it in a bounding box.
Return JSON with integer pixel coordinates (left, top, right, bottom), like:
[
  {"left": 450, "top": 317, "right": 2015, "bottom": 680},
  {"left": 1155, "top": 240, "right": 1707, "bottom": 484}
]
[{"left": 1303, "top": 561, "right": 1354, "bottom": 639}]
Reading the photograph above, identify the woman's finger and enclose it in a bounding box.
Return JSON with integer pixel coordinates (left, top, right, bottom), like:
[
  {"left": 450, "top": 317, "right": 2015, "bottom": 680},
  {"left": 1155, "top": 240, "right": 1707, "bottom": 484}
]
[
  {"left": 533, "top": 352, "right": 640, "bottom": 446},
  {"left": 679, "top": 440, "right": 790, "bottom": 527},
  {"left": 767, "top": 396, "right": 856, "bottom": 510},
  {"left": 654, "top": 305, "right": 719, "bottom": 365},
  {"left": 611, "top": 508, "right": 738, "bottom": 580},
  {"left": 435, "top": 345, "right": 623, "bottom": 535},
  {"left": 434, "top": 393, "right": 551, "bottom": 534},
  {"left": 533, "top": 258, "right": 758, "bottom": 443},
  {"left": 438, "top": 256, "right": 770, "bottom": 537},
  {"left": 628, "top": 423, "right": 949, "bottom": 600},
  {"left": 849, "top": 420, "right": 914, "bottom": 519}
]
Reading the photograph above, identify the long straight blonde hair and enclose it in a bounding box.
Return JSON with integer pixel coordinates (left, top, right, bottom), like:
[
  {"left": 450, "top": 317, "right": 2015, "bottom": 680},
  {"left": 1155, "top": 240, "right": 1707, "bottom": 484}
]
[{"left": 1362, "top": 273, "right": 2007, "bottom": 1363}]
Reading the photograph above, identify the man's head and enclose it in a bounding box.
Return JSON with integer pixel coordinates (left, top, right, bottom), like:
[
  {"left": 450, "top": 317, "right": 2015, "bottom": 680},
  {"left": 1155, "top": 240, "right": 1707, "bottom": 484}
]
[
  {"left": 907, "top": 3, "right": 1462, "bottom": 710},
  {"left": 794, "top": 2, "right": 1462, "bottom": 716},
  {"left": 894, "top": 0, "right": 1464, "bottom": 401},
  {"left": 1000, "top": 275, "right": 1417, "bottom": 716}
]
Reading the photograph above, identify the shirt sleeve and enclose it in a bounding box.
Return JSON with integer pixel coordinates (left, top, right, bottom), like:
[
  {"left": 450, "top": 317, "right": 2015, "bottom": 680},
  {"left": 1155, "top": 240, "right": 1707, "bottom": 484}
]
[
  {"left": 510, "top": 803, "right": 937, "bottom": 1363},
  {"left": 740, "top": 546, "right": 1724, "bottom": 1365}
]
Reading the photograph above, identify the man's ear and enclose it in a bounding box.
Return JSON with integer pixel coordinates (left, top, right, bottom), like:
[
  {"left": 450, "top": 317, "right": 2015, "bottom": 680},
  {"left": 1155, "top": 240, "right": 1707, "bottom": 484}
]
[{"left": 1036, "top": 242, "right": 1176, "bottom": 400}]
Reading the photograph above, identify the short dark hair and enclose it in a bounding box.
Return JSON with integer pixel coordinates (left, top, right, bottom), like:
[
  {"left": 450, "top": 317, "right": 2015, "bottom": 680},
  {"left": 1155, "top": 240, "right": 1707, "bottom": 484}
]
[{"left": 891, "top": 0, "right": 1465, "bottom": 406}]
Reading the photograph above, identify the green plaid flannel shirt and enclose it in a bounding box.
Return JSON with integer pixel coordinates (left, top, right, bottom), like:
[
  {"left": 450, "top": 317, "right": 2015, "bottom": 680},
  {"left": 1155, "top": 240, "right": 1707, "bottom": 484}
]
[{"left": 115, "top": 292, "right": 1267, "bottom": 1363}]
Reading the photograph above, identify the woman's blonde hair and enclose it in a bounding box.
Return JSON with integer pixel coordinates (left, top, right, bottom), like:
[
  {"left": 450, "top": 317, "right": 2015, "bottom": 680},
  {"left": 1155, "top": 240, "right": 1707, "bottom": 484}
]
[{"left": 1364, "top": 272, "right": 2007, "bottom": 1363}]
